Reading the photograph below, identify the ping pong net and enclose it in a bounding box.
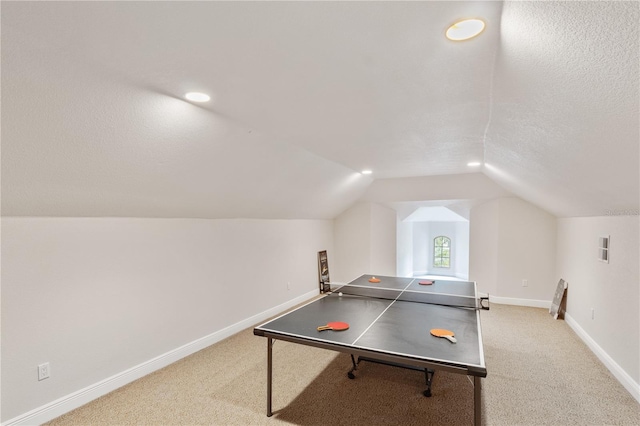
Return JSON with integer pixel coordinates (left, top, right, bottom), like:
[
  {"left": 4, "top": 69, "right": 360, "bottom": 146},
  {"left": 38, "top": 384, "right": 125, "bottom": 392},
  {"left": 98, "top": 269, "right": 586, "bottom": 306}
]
[{"left": 328, "top": 282, "right": 487, "bottom": 310}]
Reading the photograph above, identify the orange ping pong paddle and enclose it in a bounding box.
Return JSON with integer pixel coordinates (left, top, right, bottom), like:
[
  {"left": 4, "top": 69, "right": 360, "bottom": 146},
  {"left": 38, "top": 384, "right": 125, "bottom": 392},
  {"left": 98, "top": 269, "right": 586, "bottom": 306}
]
[
  {"left": 317, "top": 321, "right": 350, "bottom": 331},
  {"left": 369, "top": 277, "right": 381, "bottom": 283},
  {"left": 430, "top": 328, "right": 457, "bottom": 343}
]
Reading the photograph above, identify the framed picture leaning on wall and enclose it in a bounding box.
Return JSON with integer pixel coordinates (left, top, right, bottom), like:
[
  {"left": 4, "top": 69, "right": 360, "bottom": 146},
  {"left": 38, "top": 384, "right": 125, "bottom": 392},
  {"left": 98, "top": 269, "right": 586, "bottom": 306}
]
[{"left": 318, "top": 250, "right": 330, "bottom": 293}]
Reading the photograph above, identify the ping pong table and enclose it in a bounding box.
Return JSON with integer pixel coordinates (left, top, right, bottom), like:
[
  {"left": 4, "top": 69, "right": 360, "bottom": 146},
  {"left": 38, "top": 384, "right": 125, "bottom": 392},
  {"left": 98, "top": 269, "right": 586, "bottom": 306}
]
[{"left": 253, "top": 274, "right": 488, "bottom": 424}]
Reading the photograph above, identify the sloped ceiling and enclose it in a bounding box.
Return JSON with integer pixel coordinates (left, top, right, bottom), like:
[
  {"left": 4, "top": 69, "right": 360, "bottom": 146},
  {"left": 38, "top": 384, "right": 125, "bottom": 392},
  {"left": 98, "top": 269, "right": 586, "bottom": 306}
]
[
  {"left": 2, "top": 1, "right": 638, "bottom": 219},
  {"left": 405, "top": 206, "right": 468, "bottom": 223},
  {"left": 485, "top": 1, "right": 639, "bottom": 218}
]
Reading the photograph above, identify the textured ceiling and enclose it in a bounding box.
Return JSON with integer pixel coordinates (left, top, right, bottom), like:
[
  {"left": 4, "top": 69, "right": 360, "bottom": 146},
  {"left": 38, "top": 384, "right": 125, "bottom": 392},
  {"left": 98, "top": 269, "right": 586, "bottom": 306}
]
[
  {"left": 485, "top": 1, "right": 639, "bottom": 217},
  {"left": 2, "top": 1, "right": 638, "bottom": 219}
]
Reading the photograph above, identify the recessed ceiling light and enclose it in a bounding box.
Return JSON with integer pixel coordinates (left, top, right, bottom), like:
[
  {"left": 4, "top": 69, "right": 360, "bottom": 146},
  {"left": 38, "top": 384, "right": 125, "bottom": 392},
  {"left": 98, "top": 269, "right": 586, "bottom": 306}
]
[
  {"left": 467, "top": 161, "right": 482, "bottom": 167},
  {"left": 361, "top": 170, "right": 373, "bottom": 175},
  {"left": 185, "top": 92, "right": 211, "bottom": 103},
  {"left": 446, "top": 19, "right": 486, "bottom": 41}
]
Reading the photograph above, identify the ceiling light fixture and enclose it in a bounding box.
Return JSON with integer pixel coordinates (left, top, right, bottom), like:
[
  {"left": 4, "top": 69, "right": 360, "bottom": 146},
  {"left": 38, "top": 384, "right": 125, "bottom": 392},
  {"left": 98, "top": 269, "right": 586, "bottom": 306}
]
[
  {"left": 361, "top": 170, "right": 373, "bottom": 175},
  {"left": 185, "top": 92, "right": 211, "bottom": 103},
  {"left": 467, "top": 161, "right": 482, "bottom": 167},
  {"left": 446, "top": 19, "right": 486, "bottom": 41}
]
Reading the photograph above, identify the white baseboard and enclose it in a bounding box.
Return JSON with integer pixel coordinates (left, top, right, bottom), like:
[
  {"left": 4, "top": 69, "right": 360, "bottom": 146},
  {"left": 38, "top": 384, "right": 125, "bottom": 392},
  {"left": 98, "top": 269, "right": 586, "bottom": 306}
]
[
  {"left": 486, "top": 297, "right": 640, "bottom": 404},
  {"left": 8, "top": 290, "right": 638, "bottom": 425},
  {"left": 488, "top": 294, "right": 551, "bottom": 309},
  {"left": 2, "top": 289, "right": 318, "bottom": 426},
  {"left": 564, "top": 313, "right": 640, "bottom": 404}
]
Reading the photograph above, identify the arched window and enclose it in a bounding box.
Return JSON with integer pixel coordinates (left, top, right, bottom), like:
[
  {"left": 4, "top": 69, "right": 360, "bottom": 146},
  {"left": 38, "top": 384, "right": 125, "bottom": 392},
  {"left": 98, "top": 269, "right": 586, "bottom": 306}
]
[{"left": 433, "top": 236, "right": 451, "bottom": 268}]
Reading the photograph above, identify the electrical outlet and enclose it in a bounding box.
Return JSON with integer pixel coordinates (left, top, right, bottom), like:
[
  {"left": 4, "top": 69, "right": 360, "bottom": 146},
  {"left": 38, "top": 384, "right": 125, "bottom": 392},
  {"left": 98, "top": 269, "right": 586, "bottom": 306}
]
[
  {"left": 522, "top": 279, "right": 528, "bottom": 287},
  {"left": 38, "top": 362, "right": 50, "bottom": 381},
  {"left": 287, "top": 281, "right": 290, "bottom": 290},
  {"left": 591, "top": 308, "right": 595, "bottom": 320}
]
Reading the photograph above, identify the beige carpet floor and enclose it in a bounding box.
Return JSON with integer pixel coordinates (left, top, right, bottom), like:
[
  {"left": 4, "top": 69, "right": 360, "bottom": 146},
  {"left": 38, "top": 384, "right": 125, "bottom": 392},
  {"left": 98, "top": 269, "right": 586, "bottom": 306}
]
[{"left": 46, "top": 304, "right": 639, "bottom": 425}]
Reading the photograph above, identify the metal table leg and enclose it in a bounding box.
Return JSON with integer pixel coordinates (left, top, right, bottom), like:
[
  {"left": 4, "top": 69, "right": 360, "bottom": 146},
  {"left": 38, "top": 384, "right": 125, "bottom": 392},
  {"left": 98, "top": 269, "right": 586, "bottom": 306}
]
[
  {"left": 267, "top": 337, "right": 273, "bottom": 417},
  {"left": 474, "top": 375, "right": 481, "bottom": 425}
]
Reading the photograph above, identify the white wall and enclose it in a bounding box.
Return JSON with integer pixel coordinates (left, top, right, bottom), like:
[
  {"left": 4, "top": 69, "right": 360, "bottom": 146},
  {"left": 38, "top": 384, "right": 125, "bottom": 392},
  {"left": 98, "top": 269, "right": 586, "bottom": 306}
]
[
  {"left": 333, "top": 203, "right": 371, "bottom": 282},
  {"left": 471, "top": 199, "right": 640, "bottom": 401},
  {"left": 496, "top": 198, "right": 557, "bottom": 301},
  {"left": 333, "top": 202, "right": 396, "bottom": 282},
  {"left": 412, "top": 222, "right": 430, "bottom": 274},
  {"left": 455, "top": 221, "right": 470, "bottom": 279},
  {"left": 470, "top": 198, "right": 556, "bottom": 303},
  {"left": 410, "top": 221, "right": 469, "bottom": 279},
  {"left": 1, "top": 217, "right": 333, "bottom": 422},
  {"left": 370, "top": 203, "right": 397, "bottom": 276},
  {"left": 556, "top": 215, "right": 639, "bottom": 388},
  {"left": 396, "top": 218, "right": 413, "bottom": 277},
  {"left": 469, "top": 200, "right": 499, "bottom": 296}
]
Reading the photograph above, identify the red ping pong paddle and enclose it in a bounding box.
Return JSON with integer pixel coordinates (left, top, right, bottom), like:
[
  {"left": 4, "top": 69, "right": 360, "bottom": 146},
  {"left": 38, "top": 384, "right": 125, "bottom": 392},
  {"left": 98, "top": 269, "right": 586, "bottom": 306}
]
[
  {"left": 317, "top": 321, "right": 350, "bottom": 331},
  {"left": 430, "top": 328, "right": 457, "bottom": 343},
  {"left": 419, "top": 280, "right": 434, "bottom": 285}
]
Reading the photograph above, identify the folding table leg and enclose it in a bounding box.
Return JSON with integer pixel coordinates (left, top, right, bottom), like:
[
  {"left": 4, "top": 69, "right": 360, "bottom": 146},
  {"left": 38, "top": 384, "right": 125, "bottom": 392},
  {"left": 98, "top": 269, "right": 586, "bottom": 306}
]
[
  {"left": 347, "top": 354, "right": 358, "bottom": 379},
  {"left": 423, "top": 369, "right": 435, "bottom": 397},
  {"left": 474, "top": 375, "right": 481, "bottom": 425},
  {"left": 267, "top": 338, "right": 273, "bottom": 417}
]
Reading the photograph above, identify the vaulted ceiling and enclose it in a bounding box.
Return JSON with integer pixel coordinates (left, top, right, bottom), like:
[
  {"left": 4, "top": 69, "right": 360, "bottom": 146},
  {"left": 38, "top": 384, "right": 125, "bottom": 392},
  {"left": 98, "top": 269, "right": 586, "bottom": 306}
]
[{"left": 2, "top": 1, "right": 638, "bottom": 219}]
